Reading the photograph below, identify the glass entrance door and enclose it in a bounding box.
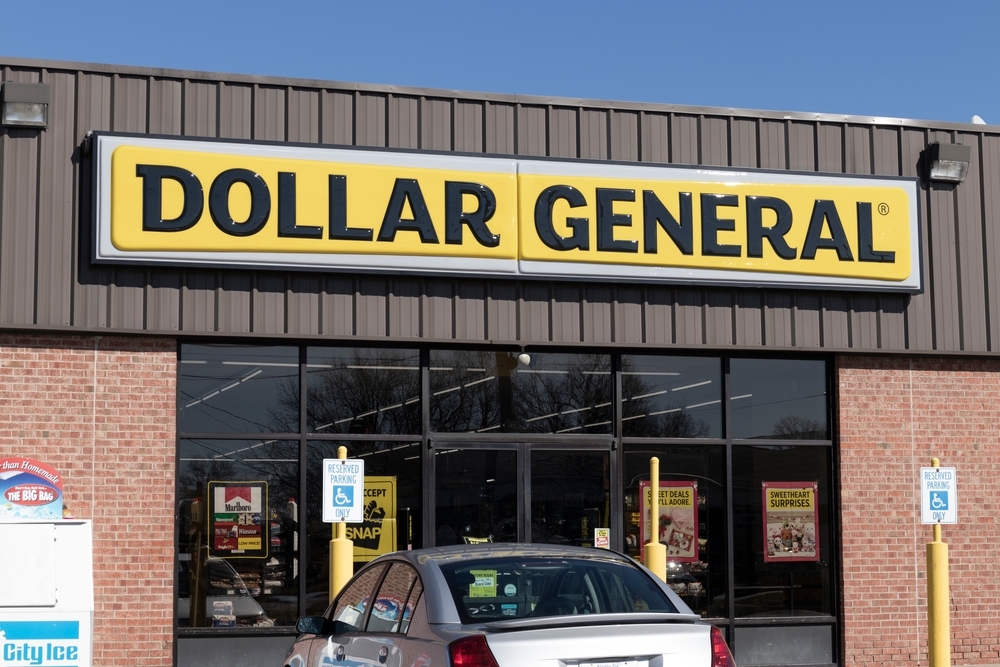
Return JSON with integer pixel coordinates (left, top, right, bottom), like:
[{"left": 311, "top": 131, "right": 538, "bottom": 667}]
[{"left": 432, "top": 443, "right": 611, "bottom": 546}]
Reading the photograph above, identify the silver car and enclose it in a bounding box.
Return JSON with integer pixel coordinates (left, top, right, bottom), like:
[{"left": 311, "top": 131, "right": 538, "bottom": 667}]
[{"left": 283, "top": 543, "right": 735, "bottom": 667}]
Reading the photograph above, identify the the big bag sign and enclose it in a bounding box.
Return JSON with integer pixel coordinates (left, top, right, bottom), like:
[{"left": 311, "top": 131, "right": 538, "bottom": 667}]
[{"left": 92, "top": 133, "right": 921, "bottom": 292}]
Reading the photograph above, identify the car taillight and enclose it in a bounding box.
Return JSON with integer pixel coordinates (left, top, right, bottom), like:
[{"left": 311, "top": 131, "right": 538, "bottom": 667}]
[
  {"left": 710, "top": 626, "right": 736, "bottom": 667},
  {"left": 449, "top": 634, "right": 500, "bottom": 667}
]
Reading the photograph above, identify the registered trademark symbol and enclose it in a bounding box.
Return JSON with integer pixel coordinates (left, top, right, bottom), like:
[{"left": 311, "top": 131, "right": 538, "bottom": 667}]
[{"left": 878, "top": 203, "right": 890, "bottom": 215}]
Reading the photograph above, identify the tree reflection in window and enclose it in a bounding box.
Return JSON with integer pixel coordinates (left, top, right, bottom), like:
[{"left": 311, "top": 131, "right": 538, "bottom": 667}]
[
  {"left": 430, "top": 351, "right": 613, "bottom": 434},
  {"left": 305, "top": 348, "right": 421, "bottom": 435},
  {"left": 620, "top": 356, "right": 721, "bottom": 438}
]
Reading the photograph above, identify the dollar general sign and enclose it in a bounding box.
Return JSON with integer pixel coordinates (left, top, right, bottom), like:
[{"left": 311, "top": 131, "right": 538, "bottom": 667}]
[{"left": 93, "top": 133, "right": 921, "bottom": 292}]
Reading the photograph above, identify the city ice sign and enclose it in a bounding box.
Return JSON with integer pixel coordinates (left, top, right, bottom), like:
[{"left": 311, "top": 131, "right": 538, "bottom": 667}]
[{"left": 920, "top": 466, "right": 957, "bottom": 525}]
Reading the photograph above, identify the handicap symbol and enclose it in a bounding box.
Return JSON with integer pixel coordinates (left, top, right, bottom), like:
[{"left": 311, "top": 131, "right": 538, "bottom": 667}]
[
  {"left": 334, "top": 487, "right": 353, "bottom": 506},
  {"left": 930, "top": 492, "right": 948, "bottom": 510}
]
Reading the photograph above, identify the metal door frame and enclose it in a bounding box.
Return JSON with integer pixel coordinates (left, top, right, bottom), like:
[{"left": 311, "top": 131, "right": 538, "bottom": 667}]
[{"left": 424, "top": 437, "right": 615, "bottom": 546}]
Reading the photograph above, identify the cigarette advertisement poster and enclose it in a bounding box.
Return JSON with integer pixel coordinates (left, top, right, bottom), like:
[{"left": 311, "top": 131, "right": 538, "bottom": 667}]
[
  {"left": 762, "top": 481, "right": 819, "bottom": 563},
  {"left": 0, "top": 458, "right": 63, "bottom": 520},
  {"left": 208, "top": 481, "right": 268, "bottom": 558},
  {"left": 639, "top": 480, "right": 698, "bottom": 563},
  {"left": 345, "top": 476, "right": 397, "bottom": 563}
]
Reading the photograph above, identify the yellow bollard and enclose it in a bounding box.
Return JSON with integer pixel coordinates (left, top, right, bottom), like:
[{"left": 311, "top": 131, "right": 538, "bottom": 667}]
[
  {"left": 329, "top": 445, "right": 354, "bottom": 604},
  {"left": 927, "top": 457, "right": 951, "bottom": 667},
  {"left": 643, "top": 457, "right": 667, "bottom": 583}
]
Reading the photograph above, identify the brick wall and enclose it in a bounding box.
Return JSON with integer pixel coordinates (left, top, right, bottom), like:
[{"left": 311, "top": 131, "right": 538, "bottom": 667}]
[
  {"left": 838, "top": 356, "right": 1000, "bottom": 667},
  {"left": 0, "top": 335, "right": 176, "bottom": 667}
]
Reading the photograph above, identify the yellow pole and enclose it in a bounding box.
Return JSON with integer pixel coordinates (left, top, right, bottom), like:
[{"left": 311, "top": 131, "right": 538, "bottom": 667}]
[
  {"left": 927, "top": 457, "right": 951, "bottom": 667},
  {"left": 329, "top": 445, "right": 354, "bottom": 604},
  {"left": 643, "top": 457, "right": 667, "bottom": 582}
]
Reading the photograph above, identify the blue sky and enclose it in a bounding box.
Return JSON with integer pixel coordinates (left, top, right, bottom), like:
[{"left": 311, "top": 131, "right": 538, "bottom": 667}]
[{"left": 2, "top": 1, "right": 997, "bottom": 125}]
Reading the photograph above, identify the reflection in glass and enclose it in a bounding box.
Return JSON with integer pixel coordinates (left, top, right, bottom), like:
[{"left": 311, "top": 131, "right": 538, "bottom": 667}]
[
  {"left": 623, "top": 444, "right": 727, "bottom": 619},
  {"left": 731, "top": 445, "right": 832, "bottom": 618},
  {"left": 180, "top": 345, "right": 299, "bottom": 433},
  {"left": 430, "top": 351, "right": 612, "bottom": 434},
  {"left": 305, "top": 441, "right": 422, "bottom": 616},
  {"left": 530, "top": 450, "right": 609, "bottom": 546},
  {"left": 307, "top": 348, "right": 421, "bottom": 435},
  {"left": 434, "top": 449, "right": 517, "bottom": 545},
  {"left": 621, "top": 356, "right": 722, "bottom": 438},
  {"left": 730, "top": 359, "right": 828, "bottom": 440},
  {"left": 176, "top": 439, "right": 299, "bottom": 628}
]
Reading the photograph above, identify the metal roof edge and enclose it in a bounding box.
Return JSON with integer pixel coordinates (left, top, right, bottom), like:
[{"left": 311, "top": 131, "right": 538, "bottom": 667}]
[{"left": 1, "top": 53, "right": 996, "bottom": 134}]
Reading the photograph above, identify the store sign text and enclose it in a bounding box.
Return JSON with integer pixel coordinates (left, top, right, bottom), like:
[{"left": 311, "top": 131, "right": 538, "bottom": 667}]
[{"left": 93, "top": 134, "right": 922, "bottom": 292}]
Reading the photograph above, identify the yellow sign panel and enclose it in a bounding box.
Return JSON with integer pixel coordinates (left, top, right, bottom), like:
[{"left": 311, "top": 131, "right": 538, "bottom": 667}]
[
  {"left": 765, "top": 487, "right": 815, "bottom": 512},
  {"left": 345, "top": 476, "right": 397, "bottom": 563},
  {"left": 93, "top": 134, "right": 921, "bottom": 292},
  {"left": 517, "top": 173, "right": 911, "bottom": 281}
]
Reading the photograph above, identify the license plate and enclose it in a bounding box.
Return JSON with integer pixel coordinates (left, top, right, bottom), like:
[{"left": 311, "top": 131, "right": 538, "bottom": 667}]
[{"left": 580, "top": 661, "right": 647, "bottom": 667}]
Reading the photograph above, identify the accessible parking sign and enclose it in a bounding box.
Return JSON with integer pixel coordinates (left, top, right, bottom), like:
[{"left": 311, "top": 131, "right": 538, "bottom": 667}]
[
  {"left": 322, "top": 459, "right": 365, "bottom": 523},
  {"left": 920, "top": 467, "right": 957, "bottom": 524}
]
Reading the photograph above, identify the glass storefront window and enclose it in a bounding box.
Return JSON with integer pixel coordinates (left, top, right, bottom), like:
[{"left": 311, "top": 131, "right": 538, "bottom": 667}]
[
  {"left": 430, "top": 351, "right": 612, "bottom": 434},
  {"left": 180, "top": 345, "right": 300, "bottom": 433},
  {"left": 176, "top": 439, "right": 300, "bottom": 628},
  {"left": 730, "top": 359, "right": 828, "bottom": 440},
  {"left": 304, "top": 440, "right": 422, "bottom": 616},
  {"left": 623, "top": 444, "right": 728, "bottom": 619},
  {"left": 307, "top": 348, "right": 421, "bottom": 435},
  {"left": 530, "top": 450, "right": 609, "bottom": 546},
  {"left": 621, "top": 355, "right": 722, "bottom": 438},
  {"left": 731, "top": 445, "right": 833, "bottom": 617}
]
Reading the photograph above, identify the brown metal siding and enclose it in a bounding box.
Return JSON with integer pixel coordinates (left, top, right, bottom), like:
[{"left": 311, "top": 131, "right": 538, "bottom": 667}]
[{"left": 2, "top": 58, "right": 1000, "bottom": 355}]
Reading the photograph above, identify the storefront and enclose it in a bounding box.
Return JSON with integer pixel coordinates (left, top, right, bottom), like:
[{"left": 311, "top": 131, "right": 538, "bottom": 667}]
[{"left": 1, "top": 56, "right": 999, "bottom": 667}]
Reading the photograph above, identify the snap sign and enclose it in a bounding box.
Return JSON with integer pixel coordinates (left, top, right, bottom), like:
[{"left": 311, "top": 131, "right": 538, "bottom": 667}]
[{"left": 920, "top": 466, "right": 957, "bottom": 524}]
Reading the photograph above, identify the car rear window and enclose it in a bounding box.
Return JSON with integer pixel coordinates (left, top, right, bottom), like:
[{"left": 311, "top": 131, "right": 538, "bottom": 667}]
[{"left": 439, "top": 556, "right": 678, "bottom": 623}]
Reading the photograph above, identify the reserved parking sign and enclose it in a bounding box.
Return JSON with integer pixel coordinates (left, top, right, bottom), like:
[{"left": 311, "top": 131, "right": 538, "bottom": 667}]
[
  {"left": 322, "top": 458, "right": 365, "bottom": 523},
  {"left": 920, "top": 467, "right": 957, "bottom": 524}
]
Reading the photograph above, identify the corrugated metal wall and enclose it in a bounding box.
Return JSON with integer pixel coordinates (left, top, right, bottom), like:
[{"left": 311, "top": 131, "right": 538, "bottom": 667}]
[{"left": 2, "top": 57, "right": 999, "bottom": 353}]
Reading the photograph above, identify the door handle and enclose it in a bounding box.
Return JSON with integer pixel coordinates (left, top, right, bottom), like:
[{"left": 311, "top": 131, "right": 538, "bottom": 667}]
[{"left": 378, "top": 645, "right": 389, "bottom": 664}]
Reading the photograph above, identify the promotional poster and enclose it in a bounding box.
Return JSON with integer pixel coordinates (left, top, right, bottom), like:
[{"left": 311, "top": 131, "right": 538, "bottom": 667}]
[
  {"left": 639, "top": 480, "right": 699, "bottom": 563},
  {"left": 0, "top": 458, "right": 63, "bottom": 520},
  {"left": 208, "top": 481, "right": 268, "bottom": 558},
  {"left": 762, "top": 481, "right": 820, "bottom": 562}
]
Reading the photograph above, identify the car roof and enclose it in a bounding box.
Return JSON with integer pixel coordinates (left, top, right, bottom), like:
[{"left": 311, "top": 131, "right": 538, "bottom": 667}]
[{"left": 388, "top": 542, "right": 636, "bottom": 567}]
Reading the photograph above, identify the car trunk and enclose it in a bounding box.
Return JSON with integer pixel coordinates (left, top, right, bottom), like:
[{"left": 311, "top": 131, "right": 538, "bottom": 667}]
[{"left": 483, "top": 619, "right": 711, "bottom": 667}]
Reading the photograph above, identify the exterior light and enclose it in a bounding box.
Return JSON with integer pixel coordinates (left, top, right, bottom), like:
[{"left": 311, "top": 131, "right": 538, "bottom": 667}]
[
  {"left": 927, "top": 142, "right": 971, "bottom": 183},
  {"left": 1, "top": 82, "right": 50, "bottom": 128},
  {"left": 517, "top": 352, "right": 531, "bottom": 366}
]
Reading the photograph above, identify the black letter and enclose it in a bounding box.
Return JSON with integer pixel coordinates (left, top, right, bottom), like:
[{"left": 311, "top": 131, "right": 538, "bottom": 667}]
[
  {"left": 801, "top": 200, "right": 854, "bottom": 261},
  {"left": 445, "top": 181, "right": 499, "bottom": 247},
  {"left": 377, "top": 178, "right": 438, "bottom": 243},
  {"left": 136, "top": 165, "right": 203, "bottom": 232},
  {"left": 746, "top": 196, "right": 796, "bottom": 259},
  {"left": 209, "top": 169, "right": 270, "bottom": 237},
  {"left": 327, "top": 175, "right": 372, "bottom": 241},
  {"left": 533, "top": 185, "right": 589, "bottom": 251},
  {"left": 857, "top": 202, "right": 895, "bottom": 262},
  {"left": 596, "top": 188, "right": 637, "bottom": 253},
  {"left": 701, "top": 193, "right": 741, "bottom": 257},
  {"left": 277, "top": 172, "right": 322, "bottom": 239},
  {"left": 643, "top": 191, "right": 693, "bottom": 255}
]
